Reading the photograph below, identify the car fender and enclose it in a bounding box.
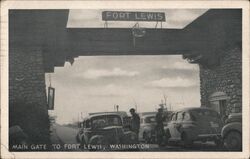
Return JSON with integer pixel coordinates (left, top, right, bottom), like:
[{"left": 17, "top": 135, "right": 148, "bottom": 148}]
[
  {"left": 164, "top": 126, "right": 173, "bottom": 138},
  {"left": 164, "top": 128, "right": 171, "bottom": 139},
  {"left": 79, "top": 132, "right": 90, "bottom": 144},
  {"left": 122, "top": 131, "right": 137, "bottom": 144},
  {"left": 222, "top": 122, "right": 242, "bottom": 138},
  {"left": 89, "top": 135, "right": 106, "bottom": 145},
  {"left": 143, "top": 126, "right": 153, "bottom": 135}
]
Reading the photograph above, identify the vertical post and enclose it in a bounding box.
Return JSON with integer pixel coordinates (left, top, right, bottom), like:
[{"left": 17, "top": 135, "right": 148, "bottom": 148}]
[
  {"left": 155, "top": 21, "right": 158, "bottom": 28},
  {"left": 116, "top": 105, "right": 119, "bottom": 112},
  {"left": 104, "top": 21, "right": 108, "bottom": 28}
]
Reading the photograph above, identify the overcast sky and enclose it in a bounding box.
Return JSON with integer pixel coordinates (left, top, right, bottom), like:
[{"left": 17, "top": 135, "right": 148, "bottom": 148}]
[{"left": 47, "top": 9, "right": 207, "bottom": 124}]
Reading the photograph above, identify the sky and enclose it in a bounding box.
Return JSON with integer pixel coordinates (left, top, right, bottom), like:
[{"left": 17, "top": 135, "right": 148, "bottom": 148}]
[{"left": 47, "top": 9, "right": 208, "bottom": 124}]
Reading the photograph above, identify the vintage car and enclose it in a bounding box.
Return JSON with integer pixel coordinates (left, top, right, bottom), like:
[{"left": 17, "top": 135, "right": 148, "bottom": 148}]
[
  {"left": 221, "top": 113, "right": 242, "bottom": 151},
  {"left": 138, "top": 114, "right": 157, "bottom": 143},
  {"left": 138, "top": 112, "right": 172, "bottom": 144},
  {"left": 76, "top": 113, "right": 137, "bottom": 150},
  {"left": 164, "top": 107, "right": 223, "bottom": 147}
]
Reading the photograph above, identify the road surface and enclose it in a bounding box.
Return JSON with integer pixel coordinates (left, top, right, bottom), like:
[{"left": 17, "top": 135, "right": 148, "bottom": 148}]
[{"left": 50, "top": 123, "right": 80, "bottom": 151}]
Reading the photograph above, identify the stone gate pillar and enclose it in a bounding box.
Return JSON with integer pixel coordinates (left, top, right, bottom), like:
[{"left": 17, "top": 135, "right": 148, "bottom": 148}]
[
  {"left": 9, "top": 47, "right": 50, "bottom": 146},
  {"left": 199, "top": 46, "right": 242, "bottom": 115}
]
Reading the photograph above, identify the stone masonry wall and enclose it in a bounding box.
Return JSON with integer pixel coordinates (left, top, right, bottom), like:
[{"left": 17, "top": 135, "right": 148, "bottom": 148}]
[
  {"left": 9, "top": 47, "right": 50, "bottom": 146},
  {"left": 9, "top": 48, "right": 47, "bottom": 106},
  {"left": 199, "top": 46, "right": 242, "bottom": 114}
]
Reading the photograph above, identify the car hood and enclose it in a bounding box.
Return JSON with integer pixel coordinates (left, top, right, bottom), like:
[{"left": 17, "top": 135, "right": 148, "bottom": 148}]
[{"left": 143, "top": 123, "right": 156, "bottom": 126}]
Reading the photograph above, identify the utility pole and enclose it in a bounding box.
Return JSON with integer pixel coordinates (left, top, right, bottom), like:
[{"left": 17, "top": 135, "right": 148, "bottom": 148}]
[
  {"left": 77, "top": 113, "right": 80, "bottom": 128},
  {"left": 160, "top": 99, "right": 164, "bottom": 109},
  {"left": 163, "top": 94, "right": 167, "bottom": 110},
  {"left": 116, "top": 105, "right": 119, "bottom": 112},
  {"left": 133, "top": 98, "right": 138, "bottom": 112}
]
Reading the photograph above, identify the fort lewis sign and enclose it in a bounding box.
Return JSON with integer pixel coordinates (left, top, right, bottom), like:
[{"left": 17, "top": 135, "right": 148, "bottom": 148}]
[{"left": 102, "top": 11, "right": 166, "bottom": 21}]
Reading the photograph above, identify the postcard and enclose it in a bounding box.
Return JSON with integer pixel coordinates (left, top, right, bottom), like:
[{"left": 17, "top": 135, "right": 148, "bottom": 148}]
[{"left": 0, "top": 0, "right": 249, "bottom": 158}]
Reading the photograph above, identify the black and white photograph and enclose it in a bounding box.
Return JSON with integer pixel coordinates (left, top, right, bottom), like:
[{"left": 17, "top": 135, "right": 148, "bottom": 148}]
[{"left": 1, "top": 1, "right": 249, "bottom": 159}]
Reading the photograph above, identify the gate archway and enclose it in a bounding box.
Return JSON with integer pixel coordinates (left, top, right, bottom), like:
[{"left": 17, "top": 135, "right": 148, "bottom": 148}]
[{"left": 9, "top": 9, "right": 242, "bottom": 145}]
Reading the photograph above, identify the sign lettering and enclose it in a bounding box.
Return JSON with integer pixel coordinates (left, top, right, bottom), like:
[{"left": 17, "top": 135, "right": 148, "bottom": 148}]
[{"left": 102, "top": 11, "right": 166, "bottom": 22}]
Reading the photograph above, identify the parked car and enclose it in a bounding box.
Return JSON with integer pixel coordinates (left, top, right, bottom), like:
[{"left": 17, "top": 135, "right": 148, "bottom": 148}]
[
  {"left": 139, "top": 111, "right": 172, "bottom": 144},
  {"left": 89, "top": 111, "right": 131, "bottom": 130},
  {"left": 221, "top": 113, "right": 242, "bottom": 151},
  {"left": 138, "top": 114, "right": 157, "bottom": 143},
  {"left": 164, "top": 107, "right": 223, "bottom": 147},
  {"left": 76, "top": 113, "right": 137, "bottom": 150}
]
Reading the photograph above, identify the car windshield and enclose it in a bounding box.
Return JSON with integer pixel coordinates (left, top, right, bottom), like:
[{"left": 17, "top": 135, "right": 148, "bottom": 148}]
[
  {"left": 145, "top": 116, "right": 156, "bottom": 123},
  {"left": 190, "top": 109, "right": 220, "bottom": 119},
  {"left": 91, "top": 115, "right": 122, "bottom": 129}
]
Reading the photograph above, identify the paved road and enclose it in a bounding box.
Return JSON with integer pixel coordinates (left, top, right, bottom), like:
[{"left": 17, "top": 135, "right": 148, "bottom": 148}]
[
  {"left": 50, "top": 124, "right": 226, "bottom": 151},
  {"left": 52, "top": 123, "right": 78, "bottom": 144},
  {"left": 50, "top": 123, "right": 80, "bottom": 151}
]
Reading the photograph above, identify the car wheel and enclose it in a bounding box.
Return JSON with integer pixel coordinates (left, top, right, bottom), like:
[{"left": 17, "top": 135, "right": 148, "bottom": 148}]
[
  {"left": 224, "top": 131, "right": 242, "bottom": 151},
  {"left": 90, "top": 136, "right": 105, "bottom": 145},
  {"left": 89, "top": 135, "right": 109, "bottom": 151},
  {"left": 181, "top": 132, "right": 193, "bottom": 148}
]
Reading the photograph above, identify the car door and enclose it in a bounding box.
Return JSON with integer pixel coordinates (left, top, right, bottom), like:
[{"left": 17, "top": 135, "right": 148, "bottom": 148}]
[
  {"left": 174, "top": 112, "right": 183, "bottom": 140},
  {"left": 193, "top": 109, "right": 222, "bottom": 135},
  {"left": 83, "top": 119, "right": 91, "bottom": 144},
  {"left": 168, "top": 113, "right": 178, "bottom": 140},
  {"left": 181, "top": 111, "right": 197, "bottom": 137}
]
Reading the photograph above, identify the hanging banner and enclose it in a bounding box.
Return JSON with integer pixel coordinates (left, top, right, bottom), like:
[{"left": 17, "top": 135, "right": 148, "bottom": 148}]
[
  {"left": 48, "top": 87, "right": 55, "bottom": 110},
  {"left": 102, "top": 11, "right": 166, "bottom": 22}
]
